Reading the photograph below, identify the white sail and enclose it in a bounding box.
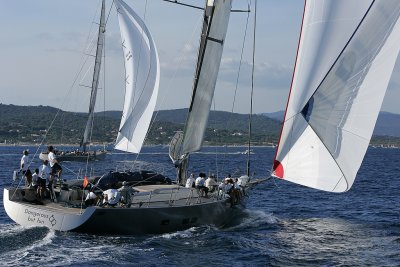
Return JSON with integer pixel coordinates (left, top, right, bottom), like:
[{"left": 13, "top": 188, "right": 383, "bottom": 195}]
[
  {"left": 181, "top": 0, "right": 232, "bottom": 155},
  {"left": 273, "top": 0, "right": 400, "bottom": 192},
  {"left": 114, "top": 0, "right": 160, "bottom": 153}
]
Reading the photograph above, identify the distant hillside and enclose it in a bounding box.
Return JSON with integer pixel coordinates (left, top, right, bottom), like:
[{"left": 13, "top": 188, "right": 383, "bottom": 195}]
[
  {"left": 261, "top": 111, "right": 284, "bottom": 122},
  {"left": 0, "top": 104, "right": 118, "bottom": 145},
  {"left": 156, "top": 108, "right": 281, "bottom": 133},
  {"left": 102, "top": 110, "right": 122, "bottom": 120},
  {"left": 262, "top": 110, "right": 400, "bottom": 138},
  {"left": 0, "top": 104, "right": 280, "bottom": 145},
  {"left": 374, "top": 112, "right": 400, "bottom": 137},
  {"left": 1, "top": 104, "right": 398, "bottom": 146}
]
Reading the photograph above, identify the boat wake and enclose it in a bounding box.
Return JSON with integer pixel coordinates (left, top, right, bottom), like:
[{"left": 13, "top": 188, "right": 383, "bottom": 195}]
[
  {"left": 159, "top": 227, "right": 198, "bottom": 240},
  {"left": 0, "top": 224, "right": 54, "bottom": 265},
  {"left": 224, "top": 209, "right": 278, "bottom": 231},
  {"left": 157, "top": 226, "right": 214, "bottom": 241}
]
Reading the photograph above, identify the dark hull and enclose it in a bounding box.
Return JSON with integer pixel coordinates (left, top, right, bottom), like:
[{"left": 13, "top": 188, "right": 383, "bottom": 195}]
[
  {"left": 3, "top": 187, "right": 244, "bottom": 235},
  {"left": 74, "top": 200, "right": 239, "bottom": 235},
  {"left": 58, "top": 151, "right": 107, "bottom": 162},
  {"left": 39, "top": 151, "right": 107, "bottom": 162}
]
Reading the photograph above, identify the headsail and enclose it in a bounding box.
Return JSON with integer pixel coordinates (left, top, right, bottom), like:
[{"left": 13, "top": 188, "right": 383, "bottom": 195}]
[
  {"left": 273, "top": 0, "right": 400, "bottom": 192},
  {"left": 81, "top": 0, "right": 106, "bottom": 151},
  {"left": 181, "top": 0, "right": 232, "bottom": 155},
  {"left": 114, "top": 0, "right": 160, "bottom": 153}
]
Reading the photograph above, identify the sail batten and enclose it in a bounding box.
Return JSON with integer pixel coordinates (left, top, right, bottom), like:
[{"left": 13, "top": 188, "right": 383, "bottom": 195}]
[
  {"left": 114, "top": 0, "right": 160, "bottom": 154},
  {"left": 273, "top": 0, "right": 400, "bottom": 192},
  {"left": 181, "top": 0, "right": 232, "bottom": 155}
]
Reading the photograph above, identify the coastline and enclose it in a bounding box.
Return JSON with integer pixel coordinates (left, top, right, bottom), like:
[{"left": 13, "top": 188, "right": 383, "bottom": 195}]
[{"left": 0, "top": 143, "right": 398, "bottom": 149}]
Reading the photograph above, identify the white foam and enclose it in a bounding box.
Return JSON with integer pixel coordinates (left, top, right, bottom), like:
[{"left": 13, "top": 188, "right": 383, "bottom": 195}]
[
  {"left": 1, "top": 226, "right": 55, "bottom": 266},
  {"left": 226, "top": 209, "right": 278, "bottom": 231},
  {"left": 160, "top": 227, "right": 197, "bottom": 239},
  {"left": 0, "top": 223, "right": 27, "bottom": 236}
]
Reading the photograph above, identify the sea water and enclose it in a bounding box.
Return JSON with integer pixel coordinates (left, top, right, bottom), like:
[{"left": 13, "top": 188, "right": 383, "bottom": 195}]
[{"left": 0, "top": 145, "right": 399, "bottom": 266}]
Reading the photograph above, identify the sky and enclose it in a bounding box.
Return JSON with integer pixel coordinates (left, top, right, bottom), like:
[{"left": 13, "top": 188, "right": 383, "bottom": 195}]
[{"left": 0, "top": 0, "right": 399, "bottom": 115}]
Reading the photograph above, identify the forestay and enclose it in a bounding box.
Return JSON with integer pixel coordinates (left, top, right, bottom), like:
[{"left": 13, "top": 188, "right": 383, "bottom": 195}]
[
  {"left": 273, "top": 0, "right": 400, "bottom": 192},
  {"left": 114, "top": 0, "right": 160, "bottom": 153},
  {"left": 181, "top": 0, "right": 232, "bottom": 155}
]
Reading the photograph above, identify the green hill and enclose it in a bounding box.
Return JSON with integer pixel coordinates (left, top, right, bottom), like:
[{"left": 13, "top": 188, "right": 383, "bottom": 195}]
[
  {"left": 0, "top": 104, "right": 118, "bottom": 145},
  {"left": 0, "top": 104, "right": 280, "bottom": 146},
  {"left": 2, "top": 104, "right": 398, "bottom": 146}
]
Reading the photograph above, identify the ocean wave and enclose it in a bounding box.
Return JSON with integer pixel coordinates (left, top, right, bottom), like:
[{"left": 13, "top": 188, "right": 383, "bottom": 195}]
[
  {"left": 160, "top": 228, "right": 196, "bottom": 240},
  {"left": 0, "top": 224, "right": 53, "bottom": 265},
  {"left": 224, "top": 209, "right": 278, "bottom": 231}
]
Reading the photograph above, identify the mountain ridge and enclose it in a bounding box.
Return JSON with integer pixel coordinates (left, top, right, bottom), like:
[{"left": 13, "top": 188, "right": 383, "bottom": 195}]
[
  {"left": 0, "top": 104, "right": 280, "bottom": 145},
  {"left": 262, "top": 110, "right": 400, "bottom": 138},
  {"left": 1, "top": 104, "right": 399, "bottom": 145}
]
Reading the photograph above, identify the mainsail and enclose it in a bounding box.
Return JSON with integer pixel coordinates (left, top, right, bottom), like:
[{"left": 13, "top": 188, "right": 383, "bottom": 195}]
[
  {"left": 81, "top": 0, "right": 106, "bottom": 151},
  {"left": 273, "top": 0, "right": 400, "bottom": 192},
  {"left": 114, "top": 0, "right": 160, "bottom": 153},
  {"left": 181, "top": 0, "right": 232, "bottom": 155}
]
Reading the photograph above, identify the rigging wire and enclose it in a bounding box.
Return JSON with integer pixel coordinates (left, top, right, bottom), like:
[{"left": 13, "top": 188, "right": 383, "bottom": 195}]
[
  {"left": 83, "top": 0, "right": 108, "bottom": 177},
  {"left": 11, "top": 1, "right": 105, "bottom": 197},
  {"left": 161, "top": 0, "right": 250, "bottom": 13},
  {"left": 106, "top": 0, "right": 115, "bottom": 26},
  {"left": 227, "top": 0, "right": 251, "bottom": 118},
  {"left": 212, "top": 98, "right": 219, "bottom": 180},
  {"left": 103, "top": 14, "right": 107, "bottom": 150},
  {"left": 80, "top": 0, "right": 110, "bottom": 205},
  {"left": 73, "top": 2, "right": 103, "bottom": 116},
  {"left": 138, "top": 9, "right": 205, "bottom": 164},
  {"left": 22, "top": 1, "right": 108, "bottom": 198},
  {"left": 220, "top": 0, "right": 251, "bottom": 177},
  {"left": 247, "top": 0, "right": 257, "bottom": 177},
  {"left": 161, "top": 0, "right": 203, "bottom": 10}
]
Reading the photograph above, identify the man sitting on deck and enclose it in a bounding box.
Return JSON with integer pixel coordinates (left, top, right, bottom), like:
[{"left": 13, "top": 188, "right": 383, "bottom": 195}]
[
  {"left": 85, "top": 187, "right": 99, "bottom": 207},
  {"left": 205, "top": 173, "right": 217, "bottom": 193},
  {"left": 102, "top": 188, "right": 121, "bottom": 207}
]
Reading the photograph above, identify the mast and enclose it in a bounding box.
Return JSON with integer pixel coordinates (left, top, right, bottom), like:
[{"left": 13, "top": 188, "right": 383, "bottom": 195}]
[
  {"left": 173, "top": 0, "right": 232, "bottom": 184},
  {"left": 246, "top": 0, "right": 257, "bottom": 177},
  {"left": 181, "top": 0, "right": 232, "bottom": 154},
  {"left": 81, "top": 0, "right": 106, "bottom": 152}
]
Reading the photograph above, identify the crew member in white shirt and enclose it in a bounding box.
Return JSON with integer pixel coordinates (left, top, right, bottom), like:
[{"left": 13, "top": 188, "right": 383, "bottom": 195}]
[
  {"left": 103, "top": 188, "right": 121, "bottom": 206},
  {"left": 85, "top": 186, "right": 98, "bottom": 207},
  {"left": 48, "top": 145, "right": 62, "bottom": 181},
  {"left": 185, "top": 173, "right": 196, "bottom": 188},
  {"left": 20, "top": 150, "right": 32, "bottom": 186},
  {"left": 205, "top": 174, "right": 217, "bottom": 192},
  {"left": 31, "top": 168, "right": 39, "bottom": 189},
  {"left": 38, "top": 160, "right": 50, "bottom": 200},
  {"left": 20, "top": 150, "right": 29, "bottom": 172},
  {"left": 195, "top": 172, "right": 208, "bottom": 197}
]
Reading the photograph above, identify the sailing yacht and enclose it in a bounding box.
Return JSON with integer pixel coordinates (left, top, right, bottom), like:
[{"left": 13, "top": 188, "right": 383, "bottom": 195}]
[
  {"left": 4, "top": 0, "right": 253, "bottom": 235},
  {"left": 4, "top": 0, "right": 400, "bottom": 235},
  {"left": 39, "top": 1, "right": 108, "bottom": 162}
]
